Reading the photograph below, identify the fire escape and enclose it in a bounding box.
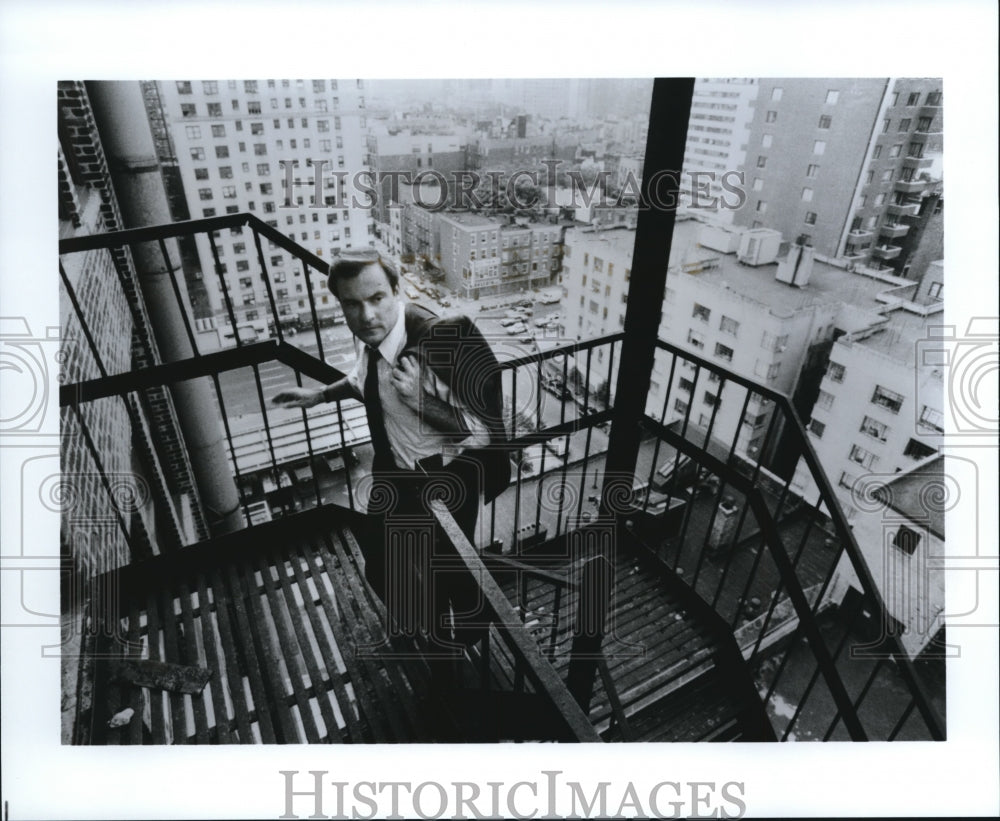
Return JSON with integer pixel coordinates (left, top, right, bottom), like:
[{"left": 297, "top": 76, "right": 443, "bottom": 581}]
[{"left": 59, "top": 81, "right": 944, "bottom": 745}]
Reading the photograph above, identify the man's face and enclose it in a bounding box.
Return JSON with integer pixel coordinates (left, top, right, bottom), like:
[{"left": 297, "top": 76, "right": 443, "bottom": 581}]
[{"left": 334, "top": 263, "right": 400, "bottom": 348}]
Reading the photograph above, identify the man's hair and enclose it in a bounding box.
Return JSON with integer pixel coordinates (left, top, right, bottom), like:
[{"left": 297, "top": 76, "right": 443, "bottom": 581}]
[{"left": 326, "top": 249, "right": 399, "bottom": 298}]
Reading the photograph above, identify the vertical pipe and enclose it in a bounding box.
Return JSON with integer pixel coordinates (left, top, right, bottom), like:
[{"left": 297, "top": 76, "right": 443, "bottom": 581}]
[{"left": 86, "top": 80, "right": 241, "bottom": 535}]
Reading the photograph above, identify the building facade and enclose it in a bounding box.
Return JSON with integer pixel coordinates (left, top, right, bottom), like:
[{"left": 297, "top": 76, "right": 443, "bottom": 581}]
[{"left": 151, "top": 78, "right": 375, "bottom": 343}]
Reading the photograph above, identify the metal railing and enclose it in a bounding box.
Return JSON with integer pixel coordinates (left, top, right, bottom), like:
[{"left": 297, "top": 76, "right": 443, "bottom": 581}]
[{"left": 59, "top": 214, "right": 944, "bottom": 742}]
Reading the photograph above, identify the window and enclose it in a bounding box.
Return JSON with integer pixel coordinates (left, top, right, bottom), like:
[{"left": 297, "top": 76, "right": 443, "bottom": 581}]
[
  {"left": 809, "top": 419, "right": 826, "bottom": 438},
  {"left": 222, "top": 185, "right": 237, "bottom": 199},
  {"left": 207, "top": 102, "right": 222, "bottom": 117},
  {"left": 256, "top": 162, "right": 270, "bottom": 175},
  {"left": 692, "top": 303, "right": 711, "bottom": 322},
  {"left": 180, "top": 103, "right": 196, "bottom": 118},
  {"left": 825, "top": 90, "right": 839, "bottom": 105},
  {"left": 756, "top": 155, "right": 767, "bottom": 168},
  {"left": 719, "top": 315, "right": 739, "bottom": 336},
  {"left": 765, "top": 110, "right": 777, "bottom": 123},
  {"left": 198, "top": 188, "right": 213, "bottom": 201},
  {"left": 202, "top": 80, "right": 219, "bottom": 94},
  {"left": 211, "top": 125, "right": 226, "bottom": 138},
  {"left": 184, "top": 125, "right": 201, "bottom": 139},
  {"left": 250, "top": 122, "right": 264, "bottom": 135},
  {"left": 908, "top": 141, "right": 925, "bottom": 158},
  {"left": 801, "top": 187, "right": 813, "bottom": 202},
  {"left": 860, "top": 416, "right": 888, "bottom": 441},
  {"left": 904, "top": 438, "right": 936, "bottom": 460},
  {"left": 254, "top": 143, "right": 267, "bottom": 155},
  {"left": 928, "top": 282, "right": 943, "bottom": 299},
  {"left": 925, "top": 91, "right": 942, "bottom": 106},
  {"left": 818, "top": 115, "right": 832, "bottom": 129},
  {"left": 827, "top": 361, "right": 845, "bottom": 382},
  {"left": 838, "top": 471, "right": 857, "bottom": 490},
  {"left": 898, "top": 118, "right": 911, "bottom": 132},
  {"left": 761, "top": 134, "right": 773, "bottom": 148},
  {"left": 892, "top": 525, "right": 920, "bottom": 555},
  {"left": 703, "top": 391, "right": 720, "bottom": 408},
  {"left": 678, "top": 377, "right": 695, "bottom": 393},
  {"left": 881, "top": 169, "right": 894, "bottom": 182},
  {"left": 907, "top": 92, "right": 921, "bottom": 106},
  {"left": 816, "top": 390, "right": 834, "bottom": 410},
  {"left": 918, "top": 405, "right": 944, "bottom": 433},
  {"left": 813, "top": 140, "right": 826, "bottom": 155},
  {"left": 244, "top": 80, "right": 258, "bottom": 93},
  {"left": 202, "top": 208, "right": 216, "bottom": 217},
  {"left": 756, "top": 200, "right": 767, "bottom": 213},
  {"left": 771, "top": 87, "right": 783, "bottom": 101},
  {"left": 218, "top": 166, "right": 233, "bottom": 179},
  {"left": 752, "top": 177, "right": 763, "bottom": 192},
  {"left": 714, "top": 343, "right": 734, "bottom": 362},
  {"left": 871, "top": 385, "right": 904, "bottom": 414},
  {"left": 806, "top": 164, "right": 819, "bottom": 178},
  {"left": 687, "top": 329, "right": 705, "bottom": 349},
  {"left": 872, "top": 145, "right": 882, "bottom": 159},
  {"left": 804, "top": 211, "right": 817, "bottom": 225},
  {"left": 194, "top": 168, "right": 209, "bottom": 180},
  {"left": 247, "top": 101, "right": 262, "bottom": 115},
  {"left": 674, "top": 399, "right": 690, "bottom": 415},
  {"left": 849, "top": 444, "right": 878, "bottom": 469}
]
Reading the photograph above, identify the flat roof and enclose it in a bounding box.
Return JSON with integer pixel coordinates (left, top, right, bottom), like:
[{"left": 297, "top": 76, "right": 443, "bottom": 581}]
[{"left": 666, "top": 219, "right": 895, "bottom": 317}]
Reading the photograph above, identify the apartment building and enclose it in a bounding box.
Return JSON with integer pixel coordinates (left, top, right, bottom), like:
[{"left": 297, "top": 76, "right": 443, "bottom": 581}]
[
  {"left": 365, "top": 127, "right": 470, "bottom": 222},
  {"left": 151, "top": 78, "right": 374, "bottom": 342},
  {"left": 793, "top": 303, "right": 945, "bottom": 521},
  {"left": 681, "top": 78, "right": 759, "bottom": 224},
  {"left": 436, "top": 211, "right": 562, "bottom": 298},
  {"left": 735, "top": 78, "right": 943, "bottom": 277}
]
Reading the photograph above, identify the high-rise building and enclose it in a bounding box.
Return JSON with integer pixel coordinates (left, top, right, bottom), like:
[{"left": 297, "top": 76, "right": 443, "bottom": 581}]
[
  {"left": 681, "top": 78, "right": 759, "bottom": 224},
  {"left": 734, "top": 78, "right": 943, "bottom": 277},
  {"left": 150, "top": 78, "right": 374, "bottom": 342}
]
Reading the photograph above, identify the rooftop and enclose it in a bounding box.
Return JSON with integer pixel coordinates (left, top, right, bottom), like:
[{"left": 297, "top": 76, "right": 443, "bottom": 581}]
[{"left": 874, "top": 455, "right": 946, "bottom": 539}]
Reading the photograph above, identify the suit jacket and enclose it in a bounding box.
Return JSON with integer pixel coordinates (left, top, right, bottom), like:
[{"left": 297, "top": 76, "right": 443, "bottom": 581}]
[{"left": 395, "top": 302, "right": 511, "bottom": 503}]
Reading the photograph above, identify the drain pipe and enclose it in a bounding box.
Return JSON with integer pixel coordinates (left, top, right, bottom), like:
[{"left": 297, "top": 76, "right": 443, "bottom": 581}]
[{"left": 86, "top": 80, "right": 242, "bottom": 536}]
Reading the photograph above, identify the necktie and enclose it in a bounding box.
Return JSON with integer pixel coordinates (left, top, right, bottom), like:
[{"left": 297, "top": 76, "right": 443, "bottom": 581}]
[{"left": 364, "top": 347, "right": 393, "bottom": 467}]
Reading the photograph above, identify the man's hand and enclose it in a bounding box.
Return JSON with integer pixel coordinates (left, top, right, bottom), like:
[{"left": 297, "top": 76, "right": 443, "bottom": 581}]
[
  {"left": 272, "top": 387, "right": 325, "bottom": 409},
  {"left": 390, "top": 355, "right": 423, "bottom": 412}
]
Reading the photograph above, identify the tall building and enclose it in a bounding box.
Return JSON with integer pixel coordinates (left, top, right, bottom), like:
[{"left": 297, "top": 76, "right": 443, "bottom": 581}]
[
  {"left": 735, "top": 78, "right": 943, "bottom": 277},
  {"left": 150, "top": 78, "right": 375, "bottom": 343},
  {"left": 681, "top": 78, "right": 759, "bottom": 224}
]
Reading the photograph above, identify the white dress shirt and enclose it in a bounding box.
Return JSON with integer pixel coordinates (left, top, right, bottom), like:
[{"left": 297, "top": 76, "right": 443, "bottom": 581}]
[{"left": 346, "top": 302, "right": 490, "bottom": 470}]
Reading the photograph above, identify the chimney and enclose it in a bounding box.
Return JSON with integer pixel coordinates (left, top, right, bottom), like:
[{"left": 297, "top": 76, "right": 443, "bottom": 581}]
[{"left": 775, "top": 235, "right": 815, "bottom": 288}]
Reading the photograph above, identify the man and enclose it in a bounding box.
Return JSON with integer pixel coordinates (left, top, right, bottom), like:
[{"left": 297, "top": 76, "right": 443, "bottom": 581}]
[{"left": 273, "top": 250, "right": 508, "bottom": 657}]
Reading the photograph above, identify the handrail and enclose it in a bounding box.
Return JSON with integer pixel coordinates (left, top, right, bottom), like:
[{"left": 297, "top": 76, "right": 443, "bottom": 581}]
[
  {"left": 640, "top": 367, "right": 946, "bottom": 740},
  {"left": 58, "top": 213, "right": 328, "bottom": 276},
  {"left": 60, "top": 340, "right": 347, "bottom": 408},
  {"left": 428, "top": 498, "right": 601, "bottom": 742}
]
